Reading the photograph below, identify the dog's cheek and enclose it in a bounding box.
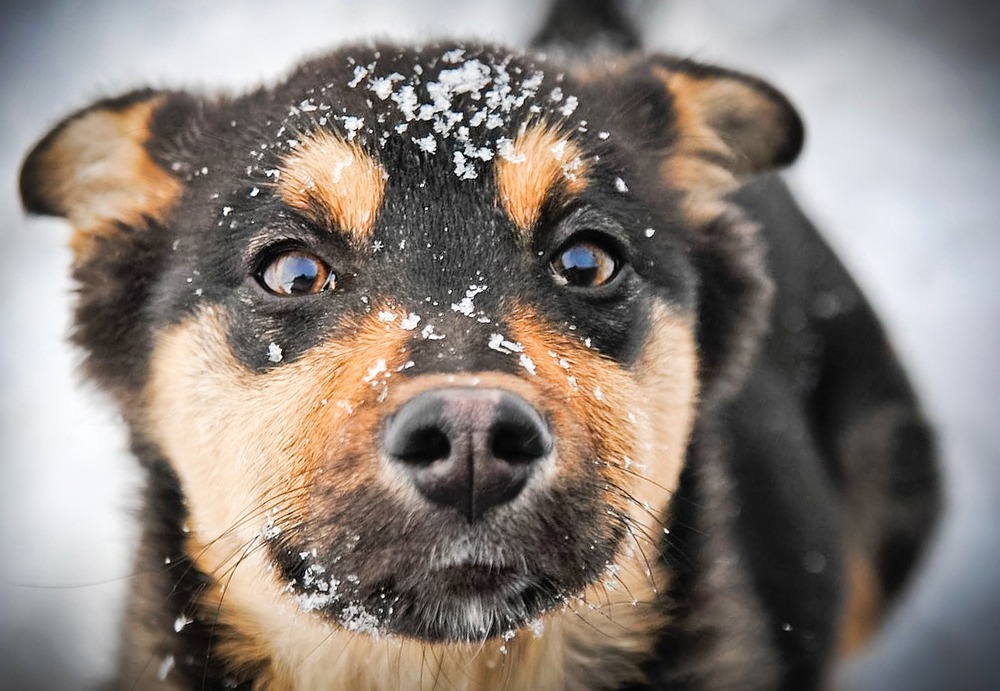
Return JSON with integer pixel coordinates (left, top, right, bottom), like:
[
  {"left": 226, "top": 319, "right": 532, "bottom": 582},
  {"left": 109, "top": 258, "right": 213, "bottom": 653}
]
[
  {"left": 625, "top": 304, "right": 699, "bottom": 541},
  {"left": 508, "top": 301, "right": 698, "bottom": 567},
  {"left": 143, "top": 305, "right": 413, "bottom": 583}
]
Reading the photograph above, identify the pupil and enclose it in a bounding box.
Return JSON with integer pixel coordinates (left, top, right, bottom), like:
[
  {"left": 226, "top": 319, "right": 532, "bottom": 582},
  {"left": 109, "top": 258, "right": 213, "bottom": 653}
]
[
  {"left": 562, "top": 246, "right": 599, "bottom": 285},
  {"left": 563, "top": 246, "right": 598, "bottom": 270},
  {"left": 282, "top": 256, "right": 318, "bottom": 293}
]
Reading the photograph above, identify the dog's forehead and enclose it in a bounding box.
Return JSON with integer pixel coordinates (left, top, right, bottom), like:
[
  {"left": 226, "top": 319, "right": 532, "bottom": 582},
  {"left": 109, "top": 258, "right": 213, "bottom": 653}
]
[
  {"left": 269, "top": 44, "right": 580, "bottom": 163},
  {"left": 230, "top": 44, "right": 595, "bottom": 232},
  {"left": 187, "top": 44, "right": 612, "bottom": 277}
]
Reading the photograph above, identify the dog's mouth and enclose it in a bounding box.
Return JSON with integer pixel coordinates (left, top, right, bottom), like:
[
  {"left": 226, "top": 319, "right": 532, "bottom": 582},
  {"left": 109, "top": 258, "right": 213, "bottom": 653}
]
[
  {"left": 377, "top": 563, "right": 558, "bottom": 642},
  {"left": 435, "top": 563, "right": 526, "bottom": 596},
  {"left": 275, "top": 526, "right": 588, "bottom": 642},
  {"left": 284, "top": 564, "right": 554, "bottom": 642}
]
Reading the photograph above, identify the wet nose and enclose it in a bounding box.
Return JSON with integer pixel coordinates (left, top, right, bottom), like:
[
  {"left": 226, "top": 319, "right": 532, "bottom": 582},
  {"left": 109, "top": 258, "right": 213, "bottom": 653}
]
[{"left": 382, "top": 388, "right": 552, "bottom": 522}]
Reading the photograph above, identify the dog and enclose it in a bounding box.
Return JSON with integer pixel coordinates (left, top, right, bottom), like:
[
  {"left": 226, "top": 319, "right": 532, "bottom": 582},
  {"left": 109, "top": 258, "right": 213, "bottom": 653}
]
[{"left": 19, "top": 1, "right": 940, "bottom": 689}]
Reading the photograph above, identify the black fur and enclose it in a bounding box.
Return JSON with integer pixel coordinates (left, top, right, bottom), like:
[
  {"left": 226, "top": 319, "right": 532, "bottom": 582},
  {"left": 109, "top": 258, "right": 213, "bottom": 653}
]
[
  {"left": 19, "top": 2, "right": 939, "bottom": 690},
  {"left": 532, "top": 0, "right": 644, "bottom": 52}
]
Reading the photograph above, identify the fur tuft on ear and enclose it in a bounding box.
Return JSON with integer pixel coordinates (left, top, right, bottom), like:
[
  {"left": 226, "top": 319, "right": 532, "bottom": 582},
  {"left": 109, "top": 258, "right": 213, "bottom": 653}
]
[{"left": 20, "top": 89, "right": 184, "bottom": 235}]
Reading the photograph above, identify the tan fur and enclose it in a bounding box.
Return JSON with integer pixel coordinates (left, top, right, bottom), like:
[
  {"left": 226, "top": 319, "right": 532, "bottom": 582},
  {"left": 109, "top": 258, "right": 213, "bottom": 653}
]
[
  {"left": 29, "top": 98, "right": 182, "bottom": 260},
  {"left": 836, "top": 551, "right": 884, "bottom": 658},
  {"left": 653, "top": 67, "right": 741, "bottom": 228},
  {"left": 143, "top": 297, "right": 697, "bottom": 690},
  {"left": 145, "top": 305, "right": 413, "bottom": 561},
  {"left": 655, "top": 66, "right": 797, "bottom": 229},
  {"left": 278, "top": 130, "right": 387, "bottom": 247},
  {"left": 665, "top": 71, "right": 789, "bottom": 173},
  {"left": 495, "top": 124, "right": 588, "bottom": 235},
  {"left": 517, "top": 303, "right": 700, "bottom": 688},
  {"left": 834, "top": 404, "right": 924, "bottom": 659}
]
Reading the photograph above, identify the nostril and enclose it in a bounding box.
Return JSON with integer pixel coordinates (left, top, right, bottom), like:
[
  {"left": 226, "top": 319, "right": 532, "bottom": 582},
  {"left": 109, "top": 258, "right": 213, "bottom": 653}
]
[
  {"left": 490, "top": 396, "right": 553, "bottom": 464},
  {"left": 395, "top": 426, "right": 451, "bottom": 465},
  {"left": 490, "top": 424, "right": 549, "bottom": 464},
  {"left": 382, "top": 392, "right": 451, "bottom": 466}
]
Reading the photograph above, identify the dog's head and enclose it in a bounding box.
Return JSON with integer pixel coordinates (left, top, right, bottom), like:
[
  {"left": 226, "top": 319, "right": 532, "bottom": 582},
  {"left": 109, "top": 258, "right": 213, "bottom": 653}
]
[{"left": 21, "top": 44, "right": 800, "bottom": 644}]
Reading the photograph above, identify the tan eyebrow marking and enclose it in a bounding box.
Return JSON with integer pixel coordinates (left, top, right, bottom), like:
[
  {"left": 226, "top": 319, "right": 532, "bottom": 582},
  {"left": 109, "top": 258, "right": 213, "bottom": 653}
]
[
  {"left": 277, "top": 130, "right": 386, "bottom": 248},
  {"left": 495, "top": 124, "right": 589, "bottom": 237}
]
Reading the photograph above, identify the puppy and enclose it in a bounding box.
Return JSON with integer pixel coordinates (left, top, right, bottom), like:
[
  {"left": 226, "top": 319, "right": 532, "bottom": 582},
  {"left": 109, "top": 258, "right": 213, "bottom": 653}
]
[{"left": 19, "top": 1, "right": 940, "bottom": 689}]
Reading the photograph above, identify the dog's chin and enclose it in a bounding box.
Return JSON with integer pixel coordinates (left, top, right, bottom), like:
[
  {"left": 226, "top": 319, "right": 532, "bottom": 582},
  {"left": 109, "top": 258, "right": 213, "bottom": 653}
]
[
  {"left": 276, "top": 493, "right": 622, "bottom": 641},
  {"left": 296, "top": 562, "right": 565, "bottom": 642},
  {"left": 388, "top": 564, "right": 562, "bottom": 642}
]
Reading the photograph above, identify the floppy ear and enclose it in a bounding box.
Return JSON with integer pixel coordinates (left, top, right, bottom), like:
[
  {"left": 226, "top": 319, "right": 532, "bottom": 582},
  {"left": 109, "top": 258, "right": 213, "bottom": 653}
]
[
  {"left": 20, "top": 89, "right": 187, "bottom": 257},
  {"left": 20, "top": 89, "right": 195, "bottom": 402},
  {"left": 648, "top": 57, "right": 804, "bottom": 218},
  {"left": 643, "top": 58, "right": 804, "bottom": 410},
  {"left": 656, "top": 59, "right": 803, "bottom": 175}
]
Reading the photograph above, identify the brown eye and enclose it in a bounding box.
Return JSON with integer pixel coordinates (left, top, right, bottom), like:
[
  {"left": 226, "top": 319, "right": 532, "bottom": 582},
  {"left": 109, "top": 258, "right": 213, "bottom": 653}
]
[
  {"left": 259, "top": 250, "right": 334, "bottom": 296},
  {"left": 551, "top": 240, "right": 618, "bottom": 288}
]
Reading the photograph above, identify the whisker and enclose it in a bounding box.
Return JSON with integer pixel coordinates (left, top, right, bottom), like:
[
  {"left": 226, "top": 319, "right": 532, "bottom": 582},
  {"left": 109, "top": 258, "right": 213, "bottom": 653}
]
[
  {"left": 616, "top": 464, "right": 676, "bottom": 496},
  {"left": 200, "top": 534, "right": 264, "bottom": 689}
]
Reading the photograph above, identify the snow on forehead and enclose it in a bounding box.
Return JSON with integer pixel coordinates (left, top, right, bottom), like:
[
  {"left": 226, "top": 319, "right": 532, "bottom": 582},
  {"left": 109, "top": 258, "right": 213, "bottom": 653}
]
[{"left": 286, "top": 47, "right": 584, "bottom": 182}]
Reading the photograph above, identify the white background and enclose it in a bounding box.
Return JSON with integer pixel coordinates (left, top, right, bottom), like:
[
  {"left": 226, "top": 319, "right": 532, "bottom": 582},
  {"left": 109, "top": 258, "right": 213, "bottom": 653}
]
[{"left": 1, "top": 1, "right": 998, "bottom": 689}]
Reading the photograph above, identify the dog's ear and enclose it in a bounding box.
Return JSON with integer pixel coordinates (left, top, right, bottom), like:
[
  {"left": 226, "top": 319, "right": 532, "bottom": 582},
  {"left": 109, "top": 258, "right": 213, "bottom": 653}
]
[
  {"left": 617, "top": 58, "right": 803, "bottom": 410},
  {"left": 652, "top": 58, "right": 804, "bottom": 177},
  {"left": 20, "top": 89, "right": 200, "bottom": 403},
  {"left": 618, "top": 56, "right": 804, "bottom": 227},
  {"left": 20, "top": 89, "right": 191, "bottom": 256}
]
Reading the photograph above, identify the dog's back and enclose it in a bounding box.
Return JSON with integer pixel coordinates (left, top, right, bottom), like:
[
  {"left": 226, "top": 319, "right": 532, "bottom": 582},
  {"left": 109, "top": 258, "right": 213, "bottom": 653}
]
[{"left": 649, "top": 175, "right": 941, "bottom": 689}]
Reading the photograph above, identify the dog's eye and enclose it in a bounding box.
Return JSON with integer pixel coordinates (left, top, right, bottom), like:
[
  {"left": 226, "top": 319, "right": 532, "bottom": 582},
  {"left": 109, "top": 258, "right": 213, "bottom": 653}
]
[
  {"left": 259, "top": 250, "right": 334, "bottom": 296},
  {"left": 550, "top": 240, "right": 618, "bottom": 288}
]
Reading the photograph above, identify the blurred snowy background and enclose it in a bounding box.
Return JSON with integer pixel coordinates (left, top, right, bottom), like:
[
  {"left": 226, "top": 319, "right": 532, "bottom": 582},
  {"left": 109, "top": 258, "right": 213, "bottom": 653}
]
[{"left": 1, "top": 1, "right": 997, "bottom": 689}]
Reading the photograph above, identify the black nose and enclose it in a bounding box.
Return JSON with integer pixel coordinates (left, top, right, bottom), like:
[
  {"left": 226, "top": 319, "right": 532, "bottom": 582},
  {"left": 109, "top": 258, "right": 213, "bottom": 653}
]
[{"left": 382, "top": 388, "right": 553, "bottom": 522}]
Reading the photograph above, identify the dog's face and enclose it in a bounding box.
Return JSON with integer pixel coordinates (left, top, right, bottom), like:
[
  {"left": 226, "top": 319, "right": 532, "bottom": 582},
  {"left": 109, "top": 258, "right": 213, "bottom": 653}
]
[{"left": 21, "top": 44, "right": 800, "bottom": 645}]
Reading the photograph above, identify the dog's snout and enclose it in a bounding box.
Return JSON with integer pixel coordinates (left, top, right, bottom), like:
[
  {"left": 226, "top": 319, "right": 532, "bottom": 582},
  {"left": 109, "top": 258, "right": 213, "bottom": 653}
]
[{"left": 383, "top": 388, "right": 552, "bottom": 522}]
